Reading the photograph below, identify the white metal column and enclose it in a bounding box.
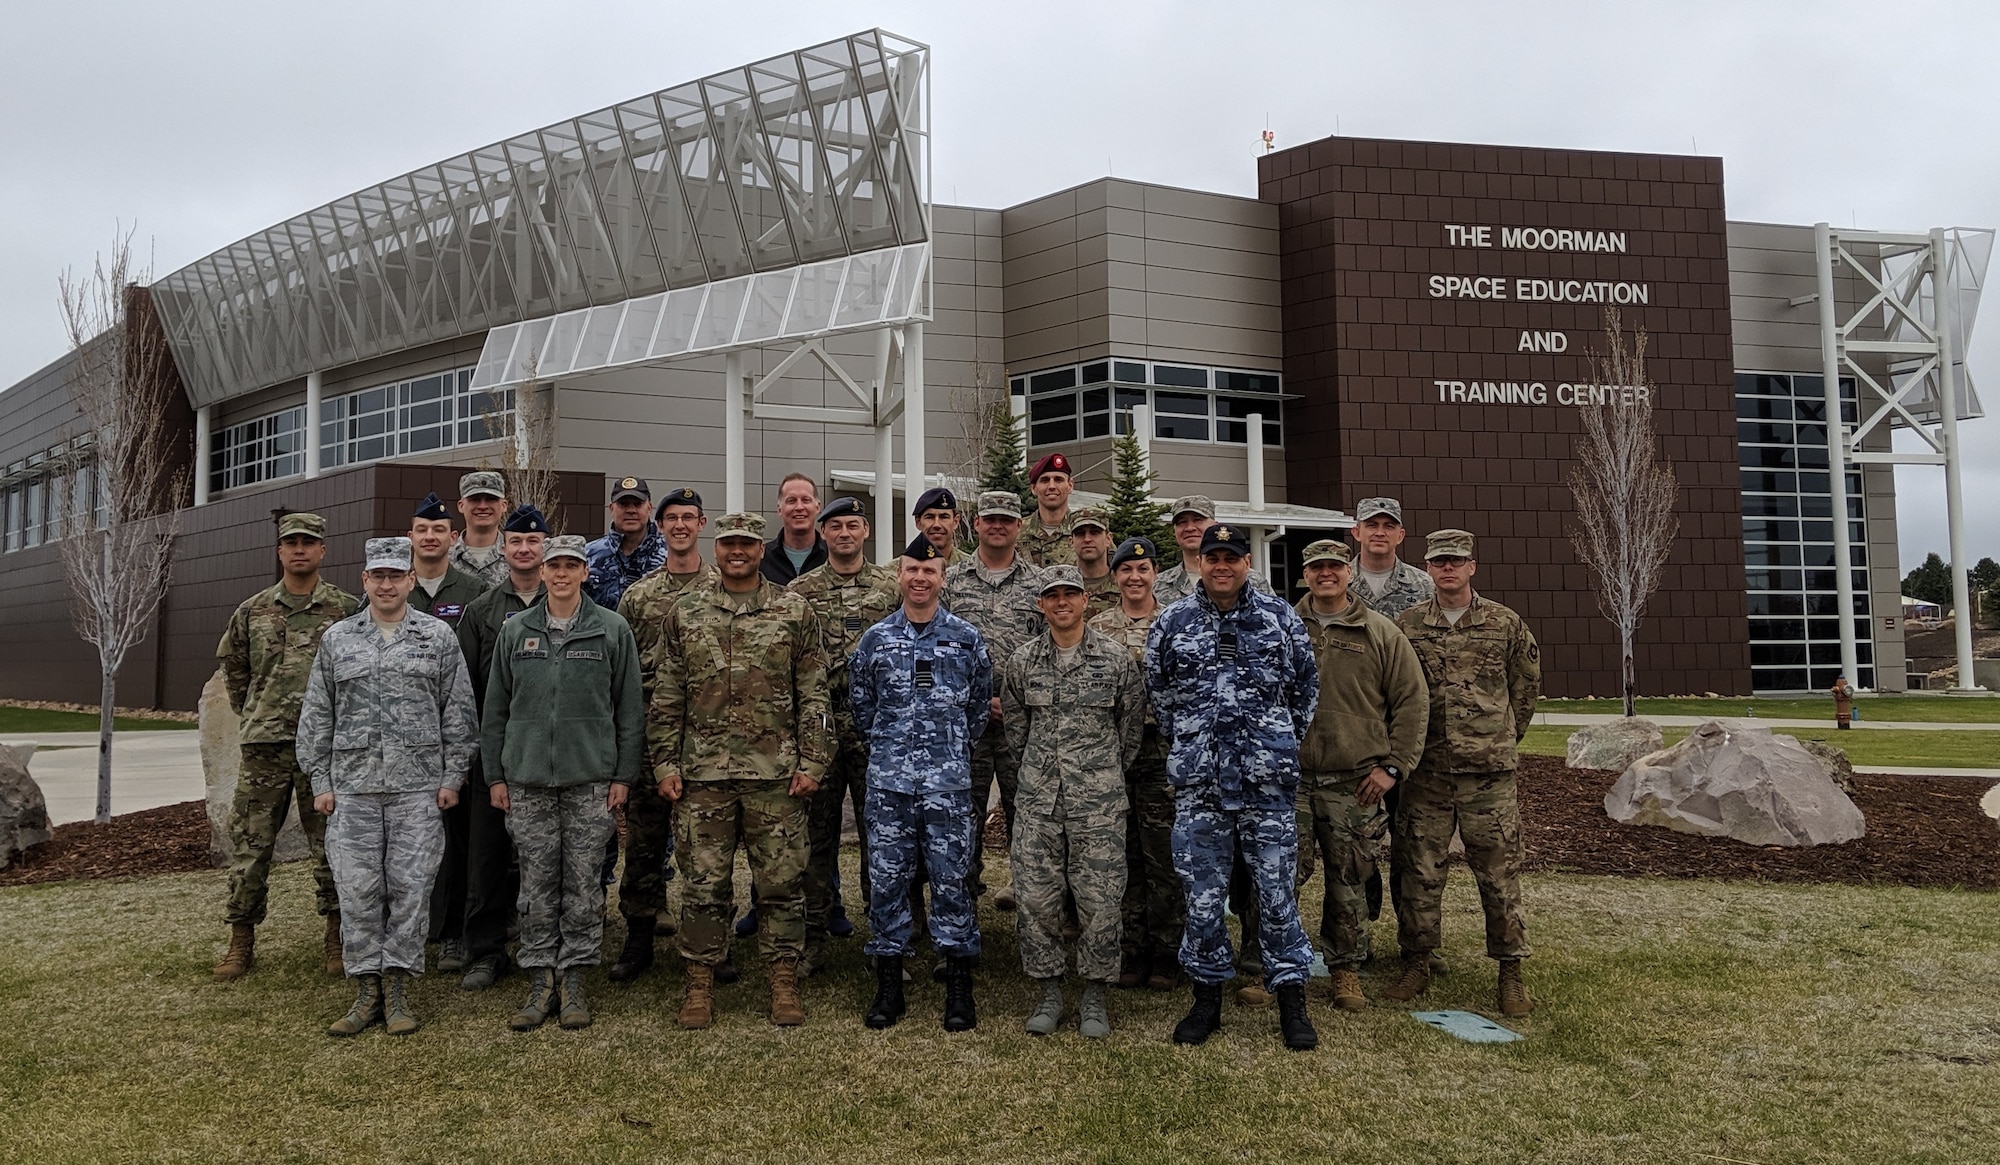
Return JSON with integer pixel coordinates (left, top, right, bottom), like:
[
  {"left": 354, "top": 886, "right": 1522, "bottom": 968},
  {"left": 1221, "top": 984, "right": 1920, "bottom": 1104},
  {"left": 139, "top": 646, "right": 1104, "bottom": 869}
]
[
  {"left": 303, "top": 371, "right": 322, "bottom": 479},
  {"left": 902, "top": 322, "right": 925, "bottom": 551},
  {"left": 724, "top": 351, "right": 746, "bottom": 514},
  {"left": 193, "top": 405, "right": 212, "bottom": 506},
  {"left": 1247, "top": 412, "right": 1268, "bottom": 577},
  {"left": 1932, "top": 227, "right": 1978, "bottom": 691},
  {"left": 873, "top": 328, "right": 897, "bottom": 564},
  {"left": 1814, "top": 223, "right": 1859, "bottom": 688}
]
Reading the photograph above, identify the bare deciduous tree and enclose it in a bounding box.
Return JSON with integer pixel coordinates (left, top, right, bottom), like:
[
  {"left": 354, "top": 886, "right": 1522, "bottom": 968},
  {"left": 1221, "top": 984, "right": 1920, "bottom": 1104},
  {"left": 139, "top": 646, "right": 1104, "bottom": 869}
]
[
  {"left": 58, "top": 232, "right": 185, "bottom": 823},
  {"left": 1567, "top": 308, "right": 1680, "bottom": 717},
  {"left": 480, "top": 361, "right": 562, "bottom": 532}
]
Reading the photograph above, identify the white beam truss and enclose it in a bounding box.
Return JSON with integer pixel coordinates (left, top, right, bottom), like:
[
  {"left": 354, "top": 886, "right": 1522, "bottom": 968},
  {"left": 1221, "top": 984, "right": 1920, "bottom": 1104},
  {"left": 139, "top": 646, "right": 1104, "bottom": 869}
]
[{"left": 1815, "top": 223, "right": 1991, "bottom": 692}]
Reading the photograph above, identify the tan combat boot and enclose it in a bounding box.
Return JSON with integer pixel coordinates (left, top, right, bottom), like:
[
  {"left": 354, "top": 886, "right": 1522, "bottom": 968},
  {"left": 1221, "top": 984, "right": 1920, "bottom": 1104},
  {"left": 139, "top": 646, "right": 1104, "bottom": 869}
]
[
  {"left": 1380, "top": 953, "right": 1432, "bottom": 1002},
  {"left": 1497, "top": 959, "right": 1534, "bottom": 1017},
  {"left": 677, "top": 962, "right": 716, "bottom": 1030},
  {"left": 212, "top": 923, "right": 256, "bottom": 981},
  {"left": 327, "top": 974, "right": 383, "bottom": 1037},
  {"left": 769, "top": 958, "right": 805, "bottom": 1027},
  {"left": 383, "top": 971, "right": 421, "bottom": 1036},
  {"left": 323, "top": 914, "right": 345, "bottom": 976},
  {"left": 1331, "top": 967, "right": 1366, "bottom": 1012}
]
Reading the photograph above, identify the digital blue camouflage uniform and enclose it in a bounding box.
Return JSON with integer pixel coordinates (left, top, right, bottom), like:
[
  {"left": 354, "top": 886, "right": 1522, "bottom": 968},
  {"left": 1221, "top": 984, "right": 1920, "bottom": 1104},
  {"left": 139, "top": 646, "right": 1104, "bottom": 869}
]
[
  {"left": 297, "top": 547, "right": 479, "bottom": 978},
  {"left": 585, "top": 524, "right": 668, "bottom": 611},
  {"left": 850, "top": 605, "right": 993, "bottom": 960},
  {"left": 1145, "top": 547, "right": 1320, "bottom": 989}
]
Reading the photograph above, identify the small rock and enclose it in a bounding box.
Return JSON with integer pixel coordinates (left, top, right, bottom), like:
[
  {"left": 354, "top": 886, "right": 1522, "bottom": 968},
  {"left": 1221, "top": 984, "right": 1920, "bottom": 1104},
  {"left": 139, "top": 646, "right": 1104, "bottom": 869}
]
[
  {"left": 1567, "top": 718, "right": 1665, "bottom": 771},
  {"left": 0, "top": 743, "right": 52, "bottom": 869},
  {"left": 1604, "top": 720, "right": 1865, "bottom": 847},
  {"left": 1794, "top": 739, "right": 1856, "bottom": 794},
  {"left": 201, "top": 670, "right": 306, "bottom": 867},
  {"left": 1702, "top": 691, "right": 1721, "bottom": 699},
  {"left": 1980, "top": 784, "right": 2000, "bottom": 825}
]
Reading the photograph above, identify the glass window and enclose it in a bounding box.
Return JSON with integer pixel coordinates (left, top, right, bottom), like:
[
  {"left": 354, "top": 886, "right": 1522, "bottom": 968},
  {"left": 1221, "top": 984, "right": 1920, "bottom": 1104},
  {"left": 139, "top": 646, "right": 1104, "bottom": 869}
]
[
  {"left": 1749, "top": 619, "right": 1807, "bottom": 641},
  {"left": 1010, "top": 377, "right": 1025, "bottom": 396},
  {"left": 1747, "top": 592, "right": 1804, "bottom": 616},
  {"left": 1154, "top": 392, "right": 1209, "bottom": 441},
  {"left": 1029, "top": 394, "right": 1076, "bottom": 422},
  {"left": 1751, "top": 643, "right": 1808, "bottom": 667},
  {"left": 23, "top": 479, "right": 43, "bottom": 548},
  {"left": 1113, "top": 361, "right": 1146, "bottom": 383},
  {"left": 1741, "top": 446, "right": 1794, "bottom": 469},
  {"left": 1742, "top": 519, "right": 1799, "bottom": 542},
  {"left": 1738, "top": 396, "right": 1792, "bottom": 420},
  {"left": 1738, "top": 421, "right": 1792, "bottom": 445},
  {"left": 1742, "top": 495, "right": 1797, "bottom": 517},
  {"left": 1755, "top": 667, "right": 1809, "bottom": 690},
  {"left": 1215, "top": 370, "right": 1281, "bottom": 394},
  {"left": 1029, "top": 368, "right": 1077, "bottom": 394},
  {"left": 1214, "top": 397, "right": 1283, "bottom": 445},
  {"left": 322, "top": 364, "right": 493, "bottom": 470},
  {"left": 1081, "top": 362, "right": 1109, "bottom": 385},
  {"left": 1082, "top": 413, "right": 1111, "bottom": 438},
  {"left": 1153, "top": 365, "right": 1208, "bottom": 388},
  {"left": 1031, "top": 417, "right": 1077, "bottom": 445},
  {"left": 1741, "top": 470, "right": 1795, "bottom": 493}
]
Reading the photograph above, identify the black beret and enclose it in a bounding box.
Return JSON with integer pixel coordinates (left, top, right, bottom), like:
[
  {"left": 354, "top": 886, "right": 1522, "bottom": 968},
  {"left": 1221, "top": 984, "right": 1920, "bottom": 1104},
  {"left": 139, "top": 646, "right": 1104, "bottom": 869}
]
[
  {"left": 912, "top": 486, "right": 958, "bottom": 516},
  {"left": 654, "top": 487, "right": 703, "bottom": 519},
  {"left": 818, "top": 496, "right": 867, "bottom": 524},
  {"left": 1111, "top": 536, "right": 1158, "bottom": 569},
  {"left": 413, "top": 492, "right": 450, "bottom": 522},
  {"left": 901, "top": 535, "right": 944, "bottom": 562},
  {"left": 503, "top": 504, "right": 551, "bottom": 535}
]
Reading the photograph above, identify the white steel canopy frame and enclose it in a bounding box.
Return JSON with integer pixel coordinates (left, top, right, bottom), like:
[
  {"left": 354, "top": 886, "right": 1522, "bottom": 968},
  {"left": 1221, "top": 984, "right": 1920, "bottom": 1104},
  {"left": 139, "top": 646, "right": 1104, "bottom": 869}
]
[{"left": 1815, "top": 224, "right": 1992, "bottom": 692}]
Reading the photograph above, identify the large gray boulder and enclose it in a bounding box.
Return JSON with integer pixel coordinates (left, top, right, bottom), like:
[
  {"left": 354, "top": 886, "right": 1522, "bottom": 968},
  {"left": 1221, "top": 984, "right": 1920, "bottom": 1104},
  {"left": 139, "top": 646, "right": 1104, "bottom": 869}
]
[
  {"left": 1794, "top": 739, "right": 1856, "bottom": 794},
  {"left": 1566, "top": 717, "right": 1665, "bottom": 771},
  {"left": 200, "top": 670, "right": 306, "bottom": 867},
  {"left": 0, "top": 742, "right": 51, "bottom": 869},
  {"left": 1605, "top": 720, "right": 1865, "bottom": 847}
]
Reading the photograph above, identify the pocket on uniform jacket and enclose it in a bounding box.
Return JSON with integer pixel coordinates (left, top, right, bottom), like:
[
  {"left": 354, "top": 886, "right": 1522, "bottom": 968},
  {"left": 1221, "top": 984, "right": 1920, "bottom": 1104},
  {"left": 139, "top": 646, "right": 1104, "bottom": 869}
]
[{"left": 1075, "top": 683, "right": 1117, "bottom": 708}]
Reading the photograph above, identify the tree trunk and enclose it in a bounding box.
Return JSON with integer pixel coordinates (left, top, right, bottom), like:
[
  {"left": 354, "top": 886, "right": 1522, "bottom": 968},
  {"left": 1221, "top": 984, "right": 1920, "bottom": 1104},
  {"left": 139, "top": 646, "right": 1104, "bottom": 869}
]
[
  {"left": 96, "top": 670, "right": 116, "bottom": 824},
  {"left": 1622, "top": 629, "right": 1636, "bottom": 718}
]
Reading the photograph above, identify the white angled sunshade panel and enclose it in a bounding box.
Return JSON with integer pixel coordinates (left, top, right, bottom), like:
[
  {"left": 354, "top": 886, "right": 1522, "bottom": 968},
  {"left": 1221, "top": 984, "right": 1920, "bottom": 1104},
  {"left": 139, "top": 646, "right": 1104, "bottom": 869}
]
[
  {"left": 470, "top": 242, "right": 928, "bottom": 389},
  {"left": 151, "top": 29, "right": 930, "bottom": 409}
]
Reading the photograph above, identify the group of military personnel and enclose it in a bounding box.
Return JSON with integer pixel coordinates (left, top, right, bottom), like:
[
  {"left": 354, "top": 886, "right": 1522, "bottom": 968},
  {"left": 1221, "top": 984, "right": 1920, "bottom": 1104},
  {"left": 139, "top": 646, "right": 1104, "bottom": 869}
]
[{"left": 211, "top": 454, "right": 1541, "bottom": 1047}]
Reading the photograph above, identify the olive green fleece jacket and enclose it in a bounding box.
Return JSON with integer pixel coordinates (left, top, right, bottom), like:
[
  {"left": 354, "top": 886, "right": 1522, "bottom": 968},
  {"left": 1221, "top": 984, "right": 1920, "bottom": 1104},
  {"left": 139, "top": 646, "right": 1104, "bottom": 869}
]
[
  {"left": 1292, "top": 594, "right": 1430, "bottom": 776},
  {"left": 481, "top": 596, "right": 644, "bottom": 789}
]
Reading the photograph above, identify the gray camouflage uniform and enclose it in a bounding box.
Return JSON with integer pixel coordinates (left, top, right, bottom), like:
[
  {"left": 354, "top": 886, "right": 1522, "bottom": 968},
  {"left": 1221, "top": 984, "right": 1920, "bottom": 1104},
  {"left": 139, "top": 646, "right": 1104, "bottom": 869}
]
[
  {"left": 1354, "top": 558, "right": 1435, "bottom": 619},
  {"left": 297, "top": 607, "right": 478, "bottom": 977},
  {"left": 1000, "top": 628, "right": 1145, "bottom": 982},
  {"left": 942, "top": 554, "right": 1046, "bottom": 892}
]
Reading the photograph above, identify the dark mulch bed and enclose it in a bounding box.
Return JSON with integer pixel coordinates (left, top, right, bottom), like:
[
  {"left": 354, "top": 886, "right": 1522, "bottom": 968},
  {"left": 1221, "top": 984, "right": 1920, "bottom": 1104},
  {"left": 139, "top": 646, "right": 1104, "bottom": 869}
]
[
  {"left": 0, "top": 800, "right": 212, "bottom": 888},
  {"left": 1519, "top": 753, "right": 2000, "bottom": 889},
  {"left": 5, "top": 762, "right": 1997, "bottom": 891}
]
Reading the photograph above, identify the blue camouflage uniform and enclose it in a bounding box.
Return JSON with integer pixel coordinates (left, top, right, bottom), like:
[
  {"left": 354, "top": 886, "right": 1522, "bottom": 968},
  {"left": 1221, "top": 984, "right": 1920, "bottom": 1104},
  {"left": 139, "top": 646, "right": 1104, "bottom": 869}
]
[
  {"left": 1145, "top": 585, "right": 1320, "bottom": 988},
  {"left": 849, "top": 607, "right": 993, "bottom": 960},
  {"left": 583, "top": 526, "right": 667, "bottom": 610}
]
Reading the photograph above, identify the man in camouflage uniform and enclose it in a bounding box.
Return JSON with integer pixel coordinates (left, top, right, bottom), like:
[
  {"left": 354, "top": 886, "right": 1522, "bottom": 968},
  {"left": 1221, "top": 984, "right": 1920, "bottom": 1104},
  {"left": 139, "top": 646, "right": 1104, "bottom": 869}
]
[
  {"left": 1145, "top": 523, "right": 1321, "bottom": 1051},
  {"left": 213, "top": 511, "right": 359, "bottom": 982},
  {"left": 649, "top": 513, "right": 832, "bottom": 1029},
  {"left": 1090, "top": 536, "right": 1182, "bottom": 991},
  {"left": 850, "top": 536, "right": 994, "bottom": 1031},
  {"left": 1348, "top": 497, "right": 1435, "bottom": 618},
  {"left": 914, "top": 486, "right": 968, "bottom": 566},
  {"left": 1154, "top": 495, "right": 1271, "bottom": 605},
  {"left": 586, "top": 475, "right": 668, "bottom": 610},
  {"left": 1001, "top": 565, "right": 1145, "bottom": 1039},
  {"left": 943, "top": 490, "right": 1046, "bottom": 911},
  {"left": 606, "top": 486, "right": 712, "bottom": 984},
  {"left": 788, "top": 496, "right": 901, "bottom": 972},
  {"left": 1291, "top": 539, "right": 1427, "bottom": 1011},
  {"left": 299, "top": 537, "right": 478, "bottom": 1037},
  {"left": 449, "top": 471, "right": 511, "bottom": 588},
  {"left": 1019, "top": 452, "right": 1077, "bottom": 567},
  {"left": 406, "top": 492, "right": 491, "bottom": 972},
  {"left": 450, "top": 503, "right": 549, "bottom": 991},
  {"left": 1387, "top": 529, "right": 1541, "bottom": 1018},
  {"left": 1069, "top": 507, "right": 1119, "bottom": 615},
  {"left": 484, "top": 534, "right": 644, "bottom": 1031}
]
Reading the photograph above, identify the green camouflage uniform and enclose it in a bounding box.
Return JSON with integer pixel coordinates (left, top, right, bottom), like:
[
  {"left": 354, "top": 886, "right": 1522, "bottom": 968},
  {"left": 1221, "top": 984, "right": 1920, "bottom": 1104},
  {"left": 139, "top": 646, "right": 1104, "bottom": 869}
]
[
  {"left": 942, "top": 553, "right": 1046, "bottom": 893},
  {"left": 1019, "top": 512, "right": 1076, "bottom": 567},
  {"left": 648, "top": 577, "right": 833, "bottom": 966},
  {"left": 1293, "top": 594, "right": 1428, "bottom": 967},
  {"left": 788, "top": 559, "right": 901, "bottom": 956},
  {"left": 1394, "top": 593, "right": 1540, "bottom": 961},
  {"left": 1000, "top": 627, "right": 1146, "bottom": 982},
  {"left": 1088, "top": 602, "right": 1181, "bottom": 968},
  {"left": 216, "top": 577, "right": 359, "bottom": 925},
  {"left": 1082, "top": 571, "right": 1119, "bottom": 617},
  {"left": 613, "top": 563, "right": 717, "bottom": 921}
]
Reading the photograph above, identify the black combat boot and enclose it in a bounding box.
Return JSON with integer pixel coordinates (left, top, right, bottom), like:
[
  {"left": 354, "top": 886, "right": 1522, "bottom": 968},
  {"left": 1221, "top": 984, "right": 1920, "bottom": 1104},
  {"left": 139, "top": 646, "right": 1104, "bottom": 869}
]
[
  {"left": 607, "top": 915, "right": 656, "bottom": 983},
  {"left": 942, "top": 955, "right": 978, "bottom": 1032},
  {"left": 865, "top": 955, "right": 907, "bottom": 1029},
  {"left": 1172, "top": 981, "right": 1225, "bottom": 1045},
  {"left": 1276, "top": 984, "right": 1318, "bottom": 1051}
]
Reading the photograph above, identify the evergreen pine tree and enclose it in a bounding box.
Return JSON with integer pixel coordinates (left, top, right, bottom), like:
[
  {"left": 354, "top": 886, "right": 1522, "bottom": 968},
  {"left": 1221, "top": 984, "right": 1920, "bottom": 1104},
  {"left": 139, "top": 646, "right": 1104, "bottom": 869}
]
[
  {"left": 1103, "top": 430, "right": 1174, "bottom": 550},
  {"left": 977, "top": 402, "right": 1035, "bottom": 513},
  {"left": 1902, "top": 552, "right": 1953, "bottom": 608}
]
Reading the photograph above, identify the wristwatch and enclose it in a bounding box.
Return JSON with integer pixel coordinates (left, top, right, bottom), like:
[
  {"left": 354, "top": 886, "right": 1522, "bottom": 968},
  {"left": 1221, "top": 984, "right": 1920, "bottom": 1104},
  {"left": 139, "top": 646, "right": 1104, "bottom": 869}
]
[{"left": 1379, "top": 764, "right": 1402, "bottom": 781}]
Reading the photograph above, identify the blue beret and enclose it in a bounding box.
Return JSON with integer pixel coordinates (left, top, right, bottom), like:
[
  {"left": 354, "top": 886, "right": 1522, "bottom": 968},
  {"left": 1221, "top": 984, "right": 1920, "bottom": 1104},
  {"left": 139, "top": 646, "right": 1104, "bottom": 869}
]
[
  {"left": 818, "top": 496, "right": 867, "bottom": 524},
  {"left": 902, "top": 535, "right": 944, "bottom": 562},
  {"left": 503, "top": 504, "right": 551, "bottom": 535},
  {"left": 414, "top": 492, "right": 450, "bottom": 522}
]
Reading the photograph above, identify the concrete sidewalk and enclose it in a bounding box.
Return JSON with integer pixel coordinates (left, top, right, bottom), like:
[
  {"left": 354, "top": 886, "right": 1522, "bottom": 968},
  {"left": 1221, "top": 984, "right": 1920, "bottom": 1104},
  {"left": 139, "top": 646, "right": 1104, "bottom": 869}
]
[
  {"left": 1534, "top": 713, "right": 2000, "bottom": 732},
  {"left": 2, "top": 731, "right": 204, "bottom": 826}
]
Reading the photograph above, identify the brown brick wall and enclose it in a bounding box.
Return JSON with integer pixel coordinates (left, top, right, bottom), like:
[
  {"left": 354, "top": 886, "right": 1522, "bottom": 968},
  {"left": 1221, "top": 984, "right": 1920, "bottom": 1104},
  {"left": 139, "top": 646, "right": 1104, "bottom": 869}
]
[{"left": 1258, "top": 136, "right": 1751, "bottom": 698}]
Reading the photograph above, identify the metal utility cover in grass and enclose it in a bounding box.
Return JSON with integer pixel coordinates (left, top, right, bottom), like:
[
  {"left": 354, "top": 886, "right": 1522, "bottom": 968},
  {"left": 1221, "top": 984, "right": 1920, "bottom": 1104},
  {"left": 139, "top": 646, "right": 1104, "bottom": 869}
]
[{"left": 1412, "top": 1010, "right": 1524, "bottom": 1043}]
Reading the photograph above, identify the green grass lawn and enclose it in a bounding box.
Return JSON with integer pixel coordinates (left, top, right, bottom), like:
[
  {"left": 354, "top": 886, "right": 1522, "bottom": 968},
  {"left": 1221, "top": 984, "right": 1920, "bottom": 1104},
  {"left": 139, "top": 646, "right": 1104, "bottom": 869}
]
[
  {"left": 1521, "top": 723, "right": 2000, "bottom": 769},
  {"left": 0, "top": 706, "right": 195, "bottom": 734},
  {"left": 2, "top": 859, "right": 1997, "bottom": 1163},
  {"left": 1537, "top": 695, "right": 2000, "bottom": 723}
]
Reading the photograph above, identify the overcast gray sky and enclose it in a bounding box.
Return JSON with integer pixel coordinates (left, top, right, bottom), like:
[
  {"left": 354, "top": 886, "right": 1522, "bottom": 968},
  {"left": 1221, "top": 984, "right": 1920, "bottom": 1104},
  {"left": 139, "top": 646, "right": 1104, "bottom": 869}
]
[{"left": 3, "top": 0, "right": 1994, "bottom": 571}]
